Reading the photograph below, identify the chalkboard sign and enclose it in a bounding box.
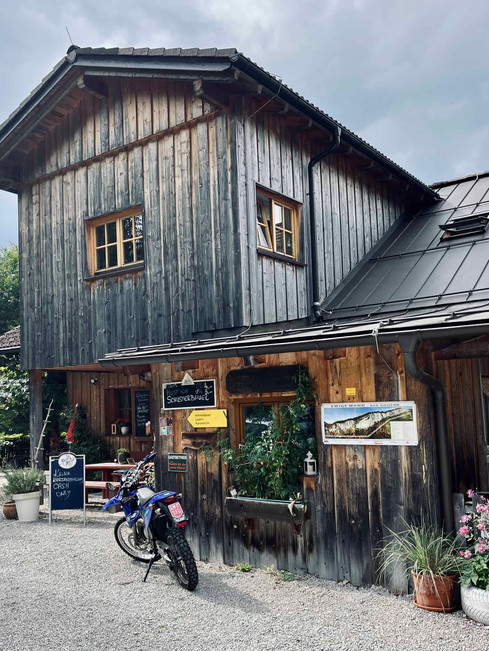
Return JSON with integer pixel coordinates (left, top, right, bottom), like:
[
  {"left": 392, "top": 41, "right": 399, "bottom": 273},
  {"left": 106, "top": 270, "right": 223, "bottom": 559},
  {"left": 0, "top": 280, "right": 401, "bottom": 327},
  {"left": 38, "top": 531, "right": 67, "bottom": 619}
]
[
  {"left": 226, "top": 365, "right": 307, "bottom": 395},
  {"left": 163, "top": 379, "right": 216, "bottom": 411},
  {"left": 49, "top": 453, "right": 85, "bottom": 523},
  {"left": 135, "top": 390, "right": 151, "bottom": 437}
]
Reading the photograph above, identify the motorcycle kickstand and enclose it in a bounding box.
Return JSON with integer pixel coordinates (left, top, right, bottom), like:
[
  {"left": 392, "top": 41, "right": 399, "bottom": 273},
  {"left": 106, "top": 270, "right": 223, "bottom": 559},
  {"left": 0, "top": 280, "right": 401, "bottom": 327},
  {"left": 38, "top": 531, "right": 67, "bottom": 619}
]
[{"left": 142, "top": 549, "right": 159, "bottom": 583}]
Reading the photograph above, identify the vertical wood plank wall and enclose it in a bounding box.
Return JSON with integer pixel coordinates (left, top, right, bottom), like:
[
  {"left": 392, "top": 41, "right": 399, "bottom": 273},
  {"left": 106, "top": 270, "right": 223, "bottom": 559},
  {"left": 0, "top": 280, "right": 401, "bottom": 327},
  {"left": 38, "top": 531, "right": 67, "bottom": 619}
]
[
  {"left": 436, "top": 357, "right": 488, "bottom": 493},
  {"left": 19, "top": 78, "right": 410, "bottom": 372},
  {"left": 143, "top": 345, "right": 439, "bottom": 586},
  {"left": 19, "top": 79, "right": 242, "bottom": 370},
  {"left": 231, "top": 97, "right": 407, "bottom": 327}
]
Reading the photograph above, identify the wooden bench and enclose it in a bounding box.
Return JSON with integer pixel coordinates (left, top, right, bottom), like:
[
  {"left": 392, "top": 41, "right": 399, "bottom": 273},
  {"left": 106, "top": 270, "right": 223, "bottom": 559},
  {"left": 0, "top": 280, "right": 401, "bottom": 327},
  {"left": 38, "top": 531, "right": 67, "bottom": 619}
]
[{"left": 85, "top": 480, "right": 119, "bottom": 502}]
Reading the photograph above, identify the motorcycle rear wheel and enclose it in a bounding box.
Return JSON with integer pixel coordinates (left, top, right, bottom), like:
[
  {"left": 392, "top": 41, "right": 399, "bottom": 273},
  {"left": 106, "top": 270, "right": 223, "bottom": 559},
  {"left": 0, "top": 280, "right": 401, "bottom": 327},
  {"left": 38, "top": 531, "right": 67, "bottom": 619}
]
[
  {"left": 114, "top": 517, "right": 153, "bottom": 563},
  {"left": 165, "top": 530, "right": 199, "bottom": 591}
]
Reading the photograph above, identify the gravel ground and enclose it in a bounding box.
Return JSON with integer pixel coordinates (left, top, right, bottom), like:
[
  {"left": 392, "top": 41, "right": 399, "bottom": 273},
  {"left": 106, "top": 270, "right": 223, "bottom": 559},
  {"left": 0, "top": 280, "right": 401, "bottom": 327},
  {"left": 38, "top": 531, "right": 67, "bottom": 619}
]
[{"left": 1, "top": 504, "right": 489, "bottom": 651}]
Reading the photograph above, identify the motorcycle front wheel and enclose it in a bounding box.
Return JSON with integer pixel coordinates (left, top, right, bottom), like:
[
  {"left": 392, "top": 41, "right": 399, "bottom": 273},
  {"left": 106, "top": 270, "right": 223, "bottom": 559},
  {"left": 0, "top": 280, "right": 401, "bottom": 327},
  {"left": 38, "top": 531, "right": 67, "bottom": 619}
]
[
  {"left": 114, "top": 517, "right": 153, "bottom": 563},
  {"left": 165, "top": 530, "right": 199, "bottom": 591}
]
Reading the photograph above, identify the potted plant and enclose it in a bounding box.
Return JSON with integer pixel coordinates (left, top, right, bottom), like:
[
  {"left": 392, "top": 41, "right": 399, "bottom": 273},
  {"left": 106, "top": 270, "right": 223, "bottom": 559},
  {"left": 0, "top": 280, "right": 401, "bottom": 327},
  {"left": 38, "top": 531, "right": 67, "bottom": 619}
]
[
  {"left": 378, "top": 520, "right": 462, "bottom": 611},
  {"left": 0, "top": 486, "right": 18, "bottom": 520},
  {"left": 117, "top": 447, "right": 130, "bottom": 464},
  {"left": 116, "top": 417, "right": 131, "bottom": 436},
  {"left": 3, "top": 466, "right": 45, "bottom": 522},
  {"left": 458, "top": 490, "right": 489, "bottom": 624}
]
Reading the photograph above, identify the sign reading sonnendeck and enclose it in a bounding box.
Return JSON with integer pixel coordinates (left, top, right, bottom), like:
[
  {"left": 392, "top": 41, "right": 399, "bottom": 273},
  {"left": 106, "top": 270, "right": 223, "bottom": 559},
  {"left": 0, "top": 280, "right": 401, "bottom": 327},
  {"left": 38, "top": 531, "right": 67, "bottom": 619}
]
[{"left": 162, "top": 380, "right": 216, "bottom": 410}]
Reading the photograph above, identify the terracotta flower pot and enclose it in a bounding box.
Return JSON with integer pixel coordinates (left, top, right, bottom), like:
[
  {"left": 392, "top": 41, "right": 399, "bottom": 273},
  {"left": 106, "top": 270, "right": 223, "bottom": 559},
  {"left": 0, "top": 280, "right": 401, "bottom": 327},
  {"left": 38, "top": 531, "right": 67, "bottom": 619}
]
[
  {"left": 412, "top": 571, "right": 457, "bottom": 612},
  {"left": 2, "top": 501, "right": 18, "bottom": 520}
]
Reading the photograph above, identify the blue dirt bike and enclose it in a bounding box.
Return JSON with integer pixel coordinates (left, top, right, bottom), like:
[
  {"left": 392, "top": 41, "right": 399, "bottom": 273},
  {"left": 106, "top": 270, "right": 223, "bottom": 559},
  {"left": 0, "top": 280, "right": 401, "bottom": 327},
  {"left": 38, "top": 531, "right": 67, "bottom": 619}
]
[{"left": 102, "top": 452, "right": 198, "bottom": 590}]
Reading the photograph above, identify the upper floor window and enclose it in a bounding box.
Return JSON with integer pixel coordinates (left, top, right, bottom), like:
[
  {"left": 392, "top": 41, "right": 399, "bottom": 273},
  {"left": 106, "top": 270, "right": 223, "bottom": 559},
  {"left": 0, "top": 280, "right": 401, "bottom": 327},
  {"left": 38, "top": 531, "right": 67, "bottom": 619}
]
[
  {"left": 88, "top": 207, "right": 144, "bottom": 274},
  {"left": 256, "top": 189, "right": 299, "bottom": 261}
]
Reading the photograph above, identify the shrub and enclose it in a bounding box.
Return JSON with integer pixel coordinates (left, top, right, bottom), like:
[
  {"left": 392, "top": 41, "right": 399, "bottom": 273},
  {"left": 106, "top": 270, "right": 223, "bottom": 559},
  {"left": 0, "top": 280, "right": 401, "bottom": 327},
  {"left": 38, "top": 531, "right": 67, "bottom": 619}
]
[{"left": 458, "top": 490, "right": 489, "bottom": 590}]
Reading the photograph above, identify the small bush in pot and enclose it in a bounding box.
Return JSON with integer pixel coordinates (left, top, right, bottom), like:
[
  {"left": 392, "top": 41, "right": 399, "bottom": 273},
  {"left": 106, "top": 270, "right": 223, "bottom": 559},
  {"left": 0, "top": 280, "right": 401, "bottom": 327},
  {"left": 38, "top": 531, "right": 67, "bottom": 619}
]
[
  {"left": 378, "top": 520, "right": 462, "bottom": 611},
  {"left": 0, "top": 486, "right": 17, "bottom": 520},
  {"left": 458, "top": 490, "right": 489, "bottom": 624},
  {"left": 3, "top": 466, "right": 45, "bottom": 522}
]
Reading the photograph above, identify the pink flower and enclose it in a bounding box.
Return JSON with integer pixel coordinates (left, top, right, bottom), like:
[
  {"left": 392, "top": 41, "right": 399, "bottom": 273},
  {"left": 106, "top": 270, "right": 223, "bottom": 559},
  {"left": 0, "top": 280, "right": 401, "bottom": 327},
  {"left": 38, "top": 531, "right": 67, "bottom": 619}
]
[
  {"left": 476, "top": 503, "right": 489, "bottom": 514},
  {"left": 467, "top": 489, "right": 475, "bottom": 498},
  {"left": 464, "top": 550, "right": 473, "bottom": 559},
  {"left": 477, "top": 522, "right": 486, "bottom": 531},
  {"left": 459, "top": 526, "right": 470, "bottom": 536},
  {"left": 481, "top": 495, "right": 487, "bottom": 502},
  {"left": 477, "top": 542, "right": 487, "bottom": 554},
  {"left": 460, "top": 514, "right": 470, "bottom": 523}
]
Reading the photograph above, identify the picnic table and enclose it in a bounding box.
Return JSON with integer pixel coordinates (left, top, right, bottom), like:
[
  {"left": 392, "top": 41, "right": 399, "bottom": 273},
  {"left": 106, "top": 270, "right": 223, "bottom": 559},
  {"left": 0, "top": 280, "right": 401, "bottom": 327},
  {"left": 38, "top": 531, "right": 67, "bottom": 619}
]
[{"left": 85, "top": 462, "right": 135, "bottom": 500}]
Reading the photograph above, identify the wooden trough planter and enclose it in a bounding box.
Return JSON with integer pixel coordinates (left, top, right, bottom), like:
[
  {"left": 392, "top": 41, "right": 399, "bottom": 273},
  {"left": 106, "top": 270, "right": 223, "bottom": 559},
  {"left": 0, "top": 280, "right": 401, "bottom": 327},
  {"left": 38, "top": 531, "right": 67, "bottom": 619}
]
[{"left": 225, "top": 496, "right": 309, "bottom": 525}]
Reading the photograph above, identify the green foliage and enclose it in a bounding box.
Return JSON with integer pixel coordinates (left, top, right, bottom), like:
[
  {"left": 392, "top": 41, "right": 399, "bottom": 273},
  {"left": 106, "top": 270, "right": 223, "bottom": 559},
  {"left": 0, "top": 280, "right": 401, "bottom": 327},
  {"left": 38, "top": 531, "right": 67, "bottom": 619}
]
[
  {"left": 265, "top": 565, "right": 296, "bottom": 581},
  {"left": 458, "top": 492, "right": 489, "bottom": 590},
  {"left": 59, "top": 406, "right": 111, "bottom": 463},
  {"left": 202, "top": 373, "right": 317, "bottom": 500},
  {"left": 236, "top": 563, "right": 254, "bottom": 572},
  {"left": 377, "top": 520, "right": 463, "bottom": 582},
  {"left": 3, "top": 466, "right": 45, "bottom": 495},
  {"left": 0, "top": 244, "right": 19, "bottom": 333},
  {"left": 0, "top": 359, "right": 29, "bottom": 436},
  {"left": 0, "top": 433, "right": 30, "bottom": 467}
]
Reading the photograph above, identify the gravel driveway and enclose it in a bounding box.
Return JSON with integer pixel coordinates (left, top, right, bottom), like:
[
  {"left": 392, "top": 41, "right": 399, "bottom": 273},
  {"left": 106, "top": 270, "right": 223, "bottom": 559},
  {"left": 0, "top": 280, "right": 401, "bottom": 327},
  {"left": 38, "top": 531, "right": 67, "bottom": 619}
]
[{"left": 1, "top": 506, "right": 488, "bottom": 651}]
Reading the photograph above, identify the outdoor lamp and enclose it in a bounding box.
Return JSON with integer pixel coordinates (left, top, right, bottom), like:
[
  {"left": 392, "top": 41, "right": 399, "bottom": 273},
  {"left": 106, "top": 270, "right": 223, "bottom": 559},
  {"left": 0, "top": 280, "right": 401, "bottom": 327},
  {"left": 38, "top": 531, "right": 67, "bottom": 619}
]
[{"left": 303, "top": 451, "right": 317, "bottom": 476}]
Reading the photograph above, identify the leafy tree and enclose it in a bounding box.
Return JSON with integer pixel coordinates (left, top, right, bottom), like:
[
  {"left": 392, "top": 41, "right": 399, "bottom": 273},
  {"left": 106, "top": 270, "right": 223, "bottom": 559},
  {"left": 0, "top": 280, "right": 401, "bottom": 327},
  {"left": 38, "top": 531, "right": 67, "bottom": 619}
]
[{"left": 0, "top": 244, "right": 19, "bottom": 334}]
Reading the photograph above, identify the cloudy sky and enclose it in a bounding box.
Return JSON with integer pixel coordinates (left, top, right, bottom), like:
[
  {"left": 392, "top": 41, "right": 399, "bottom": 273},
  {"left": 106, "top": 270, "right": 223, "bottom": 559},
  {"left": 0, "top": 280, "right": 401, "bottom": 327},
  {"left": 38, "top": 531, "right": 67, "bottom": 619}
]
[{"left": 0, "top": 0, "right": 487, "bottom": 247}]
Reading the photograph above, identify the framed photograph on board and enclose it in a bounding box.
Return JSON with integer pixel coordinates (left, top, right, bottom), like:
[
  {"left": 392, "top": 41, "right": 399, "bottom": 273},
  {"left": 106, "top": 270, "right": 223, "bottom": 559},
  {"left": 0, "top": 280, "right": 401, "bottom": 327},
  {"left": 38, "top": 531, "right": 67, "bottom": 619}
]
[{"left": 322, "top": 401, "right": 418, "bottom": 446}]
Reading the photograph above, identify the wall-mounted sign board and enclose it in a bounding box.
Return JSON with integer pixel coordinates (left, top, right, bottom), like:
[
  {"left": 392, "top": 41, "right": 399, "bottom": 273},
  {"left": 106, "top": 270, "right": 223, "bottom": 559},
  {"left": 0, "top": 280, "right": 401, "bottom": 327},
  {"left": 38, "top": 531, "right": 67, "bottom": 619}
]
[
  {"left": 168, "top": 453, "right": 188, "bottom": 472},
  {"left": 162, "top": 379, "right": 216, "bottom": 410},
  {"left": 188, "top": 409, "right": 227, "bottom": 428},
  {"left": 49, "top": 453, "right": 86, "bottom": 524},
  {"left": 226, "top": 365, "right": 307, "bottom": 395},
  {"left": 322, "top": 402, "right": 418, "bottom": 446},
  {"left": 135, "top": 390, "right": 151, "bottom": 437}
]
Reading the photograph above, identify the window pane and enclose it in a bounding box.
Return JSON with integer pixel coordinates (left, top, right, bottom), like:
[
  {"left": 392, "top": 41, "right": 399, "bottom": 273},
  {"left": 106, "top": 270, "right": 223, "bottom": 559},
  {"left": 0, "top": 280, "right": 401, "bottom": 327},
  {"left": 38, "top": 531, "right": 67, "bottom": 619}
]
[
  {"left": 285, "top": 232, "right": 293, "bottom": 256},
  {"left": 243, "top": 405, "right": 274, "bottom": 443},
  {"left": 123, "top": 241, "right": 134, "bottom": 264},
  {"left": 284, "top": 207, "right": 292, "bottom": 231},
  {"left": 107, "top": 244, "right": 118, "bottom": 267},
  {"left": 134, "top": 214, "right": 143, "bottom": 237},
  {"left": 136, "top": 239, "right": 144, "bottom": 261},
  {"left": 275, "top": 229, "right": 284, "bottom": 253},
  {"left": 107, "top": 221, "right": 117, "bottom": 244},
  {"left": 274, "top": 204, "right": 283, "bottom": 228},
  {"left": 96, "top": 225, "right": 105, "bottom": 247},
  {"left": 258, "top": 223, "right": 270, "bottom": 248},
  {"left": 123, "top": 217, "right": 133, "bottom": 240},
  {"left": 96, "top": 248, "right": 106, "bottom": 270}
]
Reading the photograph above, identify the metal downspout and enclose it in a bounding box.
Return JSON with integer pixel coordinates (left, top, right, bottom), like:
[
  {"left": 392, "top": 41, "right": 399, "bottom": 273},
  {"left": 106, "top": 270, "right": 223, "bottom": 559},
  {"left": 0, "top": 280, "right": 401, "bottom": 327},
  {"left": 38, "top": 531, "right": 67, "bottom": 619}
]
[
  {"left": 398, "top": 334, "right": 454, "bottom": 532},
  {"left": 308, "top": 127, "right": 342, "bottom": 321}
]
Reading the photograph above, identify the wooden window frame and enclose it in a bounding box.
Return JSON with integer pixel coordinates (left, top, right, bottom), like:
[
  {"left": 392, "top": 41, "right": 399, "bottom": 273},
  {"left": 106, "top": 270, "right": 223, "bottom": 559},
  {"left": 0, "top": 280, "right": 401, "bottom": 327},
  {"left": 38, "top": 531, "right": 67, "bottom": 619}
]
[
  {"left": 87, "top": 206, "right": 144, "bottom": 275},
  {"left": 256, "top": 188, "right": 300, "bottom": 261}
]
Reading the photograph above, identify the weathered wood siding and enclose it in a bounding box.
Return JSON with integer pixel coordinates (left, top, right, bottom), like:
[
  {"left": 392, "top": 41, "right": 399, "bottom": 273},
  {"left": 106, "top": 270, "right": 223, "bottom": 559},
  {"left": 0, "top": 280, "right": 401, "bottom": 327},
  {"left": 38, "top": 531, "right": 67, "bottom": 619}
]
[
  {"left": 148, "top": 345, "right": 439, "bottom": 587},
  {"left": 231, "top": 97, "right": 407, "bottom": 326},
  {"left": 19, "top": 79, "right": 242, "bottom": 369},
  {"left": 436, "top": 357, "right": 488, "bottom": 493}
]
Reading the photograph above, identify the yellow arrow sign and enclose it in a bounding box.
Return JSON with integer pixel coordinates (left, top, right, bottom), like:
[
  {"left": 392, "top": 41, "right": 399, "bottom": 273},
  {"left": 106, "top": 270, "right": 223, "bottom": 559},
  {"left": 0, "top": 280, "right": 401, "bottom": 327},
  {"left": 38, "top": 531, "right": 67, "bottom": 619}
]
[{"left": 188, "top": 409, "right": 228, "bottom": 428}]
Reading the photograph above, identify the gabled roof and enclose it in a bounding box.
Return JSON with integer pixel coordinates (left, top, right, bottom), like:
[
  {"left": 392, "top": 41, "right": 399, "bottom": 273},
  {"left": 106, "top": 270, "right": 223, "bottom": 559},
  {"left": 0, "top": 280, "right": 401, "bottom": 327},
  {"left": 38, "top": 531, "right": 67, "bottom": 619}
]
[
  {"left": 321, "top": 171, "right": 489, "bottom": 323},
  {"left": 0, "top": 45, "right": 438, "bottom": 201},
  {"left": 0, "top": 325, "right": 20, "bottom": 353}
]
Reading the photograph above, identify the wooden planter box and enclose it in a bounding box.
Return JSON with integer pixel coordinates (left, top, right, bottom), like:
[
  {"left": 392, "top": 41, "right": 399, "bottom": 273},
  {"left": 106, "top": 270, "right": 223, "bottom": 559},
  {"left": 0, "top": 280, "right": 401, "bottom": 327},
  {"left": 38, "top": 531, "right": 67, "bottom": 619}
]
[{"left": 225, "top": 496, "right": 309, "bottom": 525}]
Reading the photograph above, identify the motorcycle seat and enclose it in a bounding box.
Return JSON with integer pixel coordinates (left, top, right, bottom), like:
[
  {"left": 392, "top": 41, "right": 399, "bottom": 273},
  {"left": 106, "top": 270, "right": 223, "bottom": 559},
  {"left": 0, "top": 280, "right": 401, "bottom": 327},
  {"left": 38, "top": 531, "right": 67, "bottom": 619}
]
[{"left": 137, "top": 486, "right": 156, "bottom": 506}]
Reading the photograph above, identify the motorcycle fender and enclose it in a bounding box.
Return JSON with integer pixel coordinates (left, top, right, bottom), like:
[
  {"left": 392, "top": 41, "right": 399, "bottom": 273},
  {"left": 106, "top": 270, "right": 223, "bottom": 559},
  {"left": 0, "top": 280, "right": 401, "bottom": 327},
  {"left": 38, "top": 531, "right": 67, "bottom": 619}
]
[{"left": 101, "top": 496, "right": 122, "bottom": 512}]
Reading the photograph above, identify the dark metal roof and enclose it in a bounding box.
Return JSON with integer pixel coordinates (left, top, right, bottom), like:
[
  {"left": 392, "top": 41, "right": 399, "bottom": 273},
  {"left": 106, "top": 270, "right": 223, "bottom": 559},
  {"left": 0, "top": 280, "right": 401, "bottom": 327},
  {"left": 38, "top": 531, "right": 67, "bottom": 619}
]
[
  {"left": 0, "top": 325, "right": 20, "bottom": 353},
  {"left": 321, "top": 172, "right": 489, "bottom": 322},
  {"left": 0, "top": 46, "right": 438, "bottom": 200}
]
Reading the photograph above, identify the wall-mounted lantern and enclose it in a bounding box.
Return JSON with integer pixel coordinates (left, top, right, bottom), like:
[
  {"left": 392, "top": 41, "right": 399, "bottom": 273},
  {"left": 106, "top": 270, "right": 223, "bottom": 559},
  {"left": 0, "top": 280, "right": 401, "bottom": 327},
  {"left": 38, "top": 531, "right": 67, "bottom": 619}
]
[{"left": 303, "top": 451, "right": 318, "bottom": 476}]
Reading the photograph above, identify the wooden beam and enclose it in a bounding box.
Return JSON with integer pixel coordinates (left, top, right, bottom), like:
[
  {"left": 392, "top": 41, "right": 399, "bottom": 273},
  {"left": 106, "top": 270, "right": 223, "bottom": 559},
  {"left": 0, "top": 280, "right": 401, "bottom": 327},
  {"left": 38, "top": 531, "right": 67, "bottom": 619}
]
[
  {"left": 77, "top": 75, "right": 108, "bottom": 99},
  {"left": 433, "top": 336, "right": 489, "bottom": 360},
  {"left": 29, "top": 370, "right": 43, "bottom": 469},
  {"left": 193, "top": 79, "right": 229, "bottom": 109}
]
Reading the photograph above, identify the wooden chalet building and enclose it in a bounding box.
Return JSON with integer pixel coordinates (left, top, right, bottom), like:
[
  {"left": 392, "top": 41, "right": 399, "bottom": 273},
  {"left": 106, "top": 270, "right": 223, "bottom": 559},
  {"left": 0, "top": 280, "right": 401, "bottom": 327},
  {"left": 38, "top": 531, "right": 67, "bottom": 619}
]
[{"left": 1, "top": 46, "right": 489, "bottom": 587}]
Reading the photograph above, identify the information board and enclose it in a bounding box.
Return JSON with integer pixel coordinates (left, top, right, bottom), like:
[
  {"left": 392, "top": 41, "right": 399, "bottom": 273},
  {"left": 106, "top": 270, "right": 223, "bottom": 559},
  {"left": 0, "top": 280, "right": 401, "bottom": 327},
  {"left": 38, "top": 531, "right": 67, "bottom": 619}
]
[
  {"left": 168, "top": 453, "right": 188, "bottom": 472},
  {"left": 135, "top": 390, "right": 151, "bottom": 437},
  {"left": 162, "top": 379, "right": 216, "bottom": 410},
  {"left": 49, "top": 453, "right": 86, "bottom": 524}
]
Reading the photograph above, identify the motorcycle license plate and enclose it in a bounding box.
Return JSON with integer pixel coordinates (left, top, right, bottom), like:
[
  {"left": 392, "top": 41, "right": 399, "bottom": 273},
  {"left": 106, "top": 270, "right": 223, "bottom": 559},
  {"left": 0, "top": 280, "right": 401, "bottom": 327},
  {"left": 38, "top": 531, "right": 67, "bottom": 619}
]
[{"left": 168, "top": 502, "right": 184, "bottom": 519}]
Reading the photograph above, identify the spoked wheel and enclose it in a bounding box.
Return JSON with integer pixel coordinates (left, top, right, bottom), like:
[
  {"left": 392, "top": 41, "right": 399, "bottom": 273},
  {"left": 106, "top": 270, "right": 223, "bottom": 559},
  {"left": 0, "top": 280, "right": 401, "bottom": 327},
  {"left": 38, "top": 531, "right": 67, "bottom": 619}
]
[
  {"left": 114, "top": 517, "right": 154, "bottom": 563},
  {"left": 165, "top": 530, "right": 199, "bottom": 591}
]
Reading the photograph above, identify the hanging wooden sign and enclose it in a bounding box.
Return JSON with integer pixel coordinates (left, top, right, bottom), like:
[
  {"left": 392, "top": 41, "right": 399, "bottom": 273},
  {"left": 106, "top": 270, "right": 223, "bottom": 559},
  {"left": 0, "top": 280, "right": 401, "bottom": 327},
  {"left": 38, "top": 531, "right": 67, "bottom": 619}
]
[
  {"left": 162, "top": 379, "right": 216, "bottom": 410},
  {"left": 226, "top": 365, "right": 307, "bottom": 395}
]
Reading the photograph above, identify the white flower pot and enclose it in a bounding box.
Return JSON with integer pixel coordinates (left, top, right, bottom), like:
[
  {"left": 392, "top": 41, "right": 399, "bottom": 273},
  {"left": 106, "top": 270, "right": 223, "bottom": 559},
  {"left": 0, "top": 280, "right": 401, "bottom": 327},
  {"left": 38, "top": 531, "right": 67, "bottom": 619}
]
[
  {"left": 120, "top": 426, "right": 130, "bottom": 435},
  {"left": 12, "top": 491, "right": 41, "bottom": 522},
  {"left": 461, "top": 585, "right": 489, "bottom": 625}
]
